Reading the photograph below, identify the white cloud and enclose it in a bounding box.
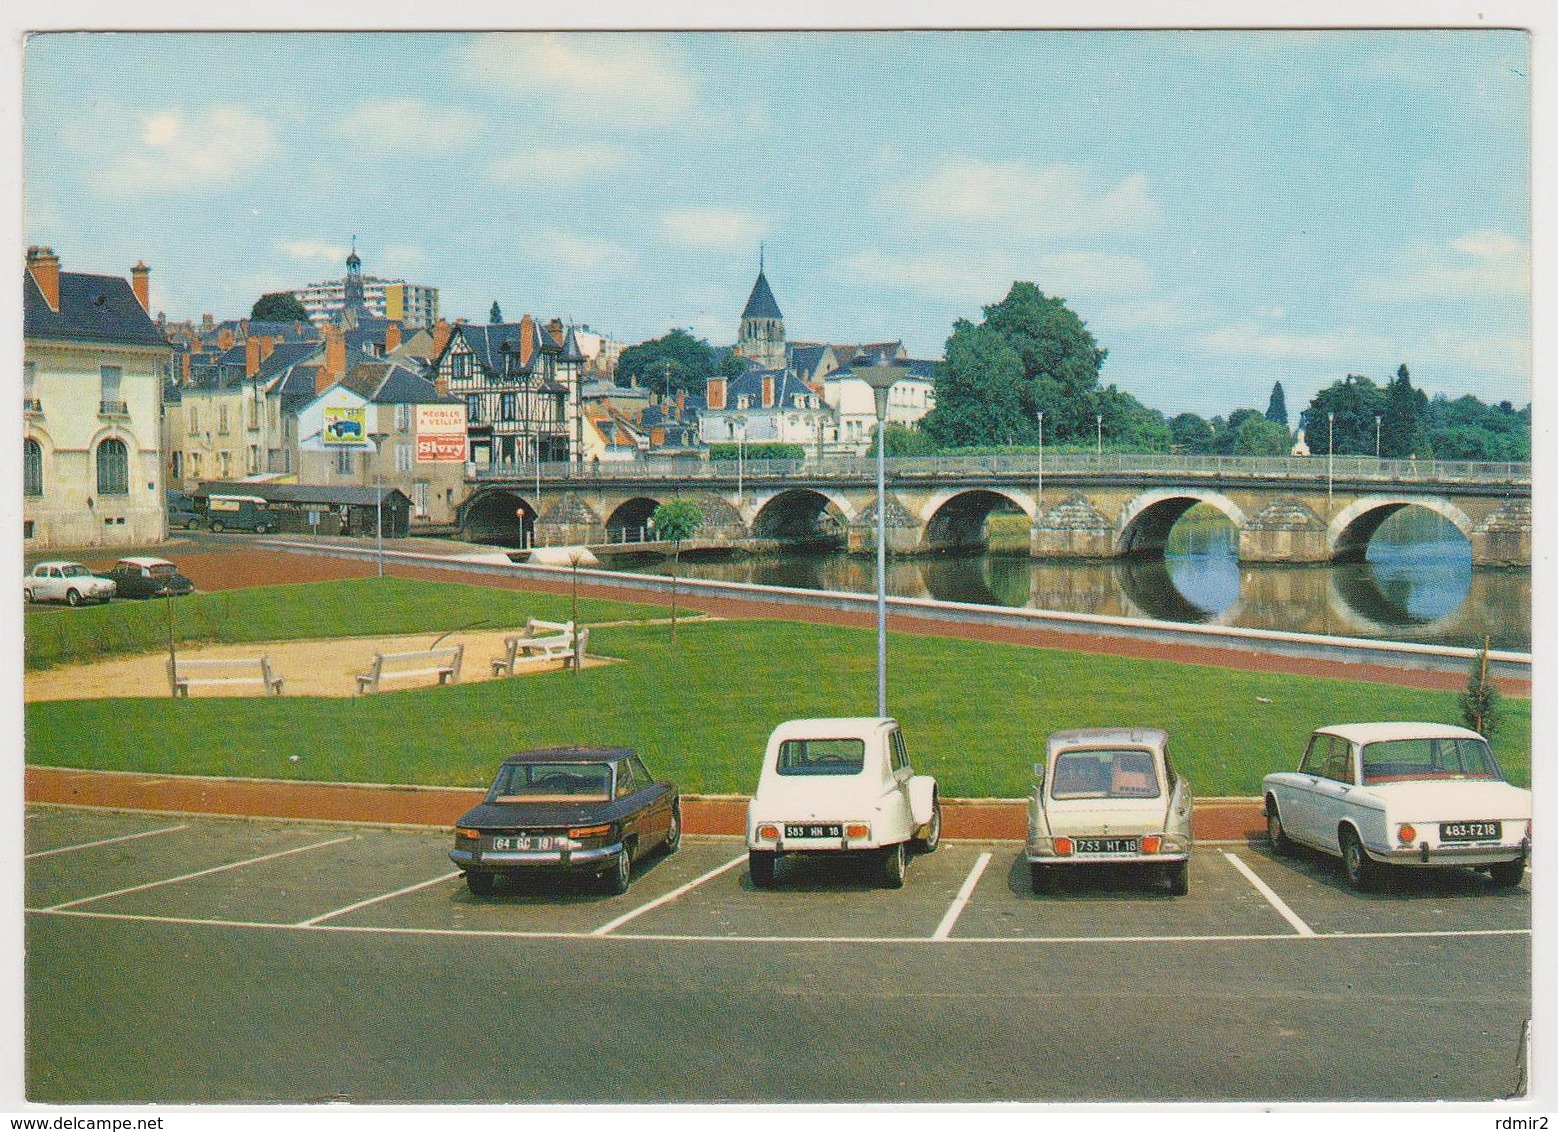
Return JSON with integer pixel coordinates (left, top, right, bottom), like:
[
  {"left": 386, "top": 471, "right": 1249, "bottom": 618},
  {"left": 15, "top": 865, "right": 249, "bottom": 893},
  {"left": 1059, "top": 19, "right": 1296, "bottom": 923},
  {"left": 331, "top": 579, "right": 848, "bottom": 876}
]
[
  {"left": 278, "top": 240, "right": 350, "bottom": 265},
  {"left": 833, "top": 247, "right": 1152, "bottom": 305},
  {"left": 659, "top": 207, "right": 768, "bottom": 251},
  {"left": 1361, "top": 229, "right": 1529, "bottom": 302},
  {"left": 488, "top": 144, "right": 628, "bottom": 186},
  {"left": 1417, "top": 329, "right": 1530, "bottom": 377},
  {"left": 331, "top": 99, "right": 482, "bottom": 151},
  {"left": 887, "top": 159, "right": 1158, "bottom": 241},
  {"left": 1200, "top": 320, "right": 1392, "bottom": 362},
  {"left": 1035, "top": 251, "right": 1153, "bottom": 297},
  {"left": 75, "top": 104, "right": 279, "bottom": 192},
  {"left": 545, "top": 231, "right": 637, "bottom": 276},
  {"left": 459, "top": 33, "right": 695, "bottom": 127}
]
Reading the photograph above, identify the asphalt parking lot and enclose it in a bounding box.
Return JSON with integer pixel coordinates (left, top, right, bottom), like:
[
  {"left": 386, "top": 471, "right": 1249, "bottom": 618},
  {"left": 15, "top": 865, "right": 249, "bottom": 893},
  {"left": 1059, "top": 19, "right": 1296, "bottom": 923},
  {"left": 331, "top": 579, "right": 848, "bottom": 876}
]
[{"left": 25, "top": 806, "right": 1531, "bottom": 1104}]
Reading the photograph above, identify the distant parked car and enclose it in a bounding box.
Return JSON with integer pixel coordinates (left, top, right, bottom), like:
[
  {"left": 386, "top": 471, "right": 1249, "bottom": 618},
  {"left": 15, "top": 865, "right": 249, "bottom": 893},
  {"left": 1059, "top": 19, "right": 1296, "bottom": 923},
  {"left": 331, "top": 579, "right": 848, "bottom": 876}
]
[
  {"left": 24, "top": 561, "right": 115, "bottom": 606},
  {"left": 1026, "top": 728, "right": 1194, "bottom": 894},
  {"left": 168, "top": 502, "right": 204, "bottom": 529},
  {"left": 99, "top": 557, "right": 194, "bottom": 599},
  {"left": 746, "top": 717, "right": 941, "bottom": 889},
  {"left": 1263, "top": 722, "right": 1531, "bottom": 891},
  {"left": 450, "top": 747, "right": 680, "bottom": 896},
  {"left": 203, "top": 494, "right": 274, "bottom": 534}
]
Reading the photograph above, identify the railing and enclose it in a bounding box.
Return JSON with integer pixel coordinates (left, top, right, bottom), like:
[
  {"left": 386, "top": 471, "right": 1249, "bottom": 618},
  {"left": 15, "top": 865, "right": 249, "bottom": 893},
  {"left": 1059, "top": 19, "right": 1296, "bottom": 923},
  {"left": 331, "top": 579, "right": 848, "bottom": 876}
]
[
  {"left": 98, "top": 400, "right": 129, "bottom": 416},
  {"left": 470, "top": 453, "right": 1530, "bottom": 488}
]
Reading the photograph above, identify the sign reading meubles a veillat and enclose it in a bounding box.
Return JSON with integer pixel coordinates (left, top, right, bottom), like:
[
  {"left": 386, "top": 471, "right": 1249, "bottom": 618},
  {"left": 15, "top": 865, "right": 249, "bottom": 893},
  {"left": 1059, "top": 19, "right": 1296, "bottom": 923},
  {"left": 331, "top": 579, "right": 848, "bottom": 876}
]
[{"left": 416, "top": 405, "right": 467, "bottom": 462}]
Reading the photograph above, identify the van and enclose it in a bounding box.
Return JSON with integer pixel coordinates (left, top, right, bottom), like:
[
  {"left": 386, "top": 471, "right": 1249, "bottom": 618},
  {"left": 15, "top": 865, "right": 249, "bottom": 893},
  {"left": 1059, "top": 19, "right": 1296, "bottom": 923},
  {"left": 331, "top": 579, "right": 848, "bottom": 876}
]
[{"left": 204, "top": 494, "right": 274, "bottom": 534}]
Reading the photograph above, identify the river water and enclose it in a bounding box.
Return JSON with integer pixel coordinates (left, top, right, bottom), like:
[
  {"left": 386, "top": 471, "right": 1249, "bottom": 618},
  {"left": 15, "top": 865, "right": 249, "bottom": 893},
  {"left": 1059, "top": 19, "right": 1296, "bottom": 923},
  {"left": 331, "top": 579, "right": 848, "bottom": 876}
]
[{"left": 611, "top": 507, "right": 1530, "bottom": 651}]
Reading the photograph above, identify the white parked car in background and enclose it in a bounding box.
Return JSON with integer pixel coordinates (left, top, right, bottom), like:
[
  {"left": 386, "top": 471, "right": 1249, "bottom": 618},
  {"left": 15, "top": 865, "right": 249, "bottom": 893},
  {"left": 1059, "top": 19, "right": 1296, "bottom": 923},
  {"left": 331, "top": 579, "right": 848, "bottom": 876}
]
[
  {"left": 1025, "top": 727, "right": 1194, "bottom": 894},
  {"left": 1263, "top": 722, "right": 1530, "bottom": 891},
  {"left": 746, "top": 717, "right": 941, "bottom": 889},
  {"left": 24, "top": 561, "right": 115, "bottom": 606}
]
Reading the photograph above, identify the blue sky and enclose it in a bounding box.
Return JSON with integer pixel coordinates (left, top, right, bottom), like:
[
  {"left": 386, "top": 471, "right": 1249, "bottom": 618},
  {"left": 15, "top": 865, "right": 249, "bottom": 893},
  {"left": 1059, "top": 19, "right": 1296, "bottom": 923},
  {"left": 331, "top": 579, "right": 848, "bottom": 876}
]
[{"left": 22, "top": 29, "right": 1531, "bottom": 420}]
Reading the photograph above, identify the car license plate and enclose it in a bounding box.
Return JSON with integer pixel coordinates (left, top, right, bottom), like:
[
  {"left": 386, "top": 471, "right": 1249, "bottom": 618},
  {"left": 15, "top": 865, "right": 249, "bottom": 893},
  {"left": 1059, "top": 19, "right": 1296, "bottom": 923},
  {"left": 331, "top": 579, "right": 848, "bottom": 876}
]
[
  {"left": 785, "top": 823, "right": 843, "bottom": 839},
  {"left": 1440, "top": 821, "right": 1501, "bottom": 842},
  {"left": 491, "top": 834, "right": 564, "bottom": 851},
  {"left": 1074, "top": 836, "right": 1140, "bottom": 855}
]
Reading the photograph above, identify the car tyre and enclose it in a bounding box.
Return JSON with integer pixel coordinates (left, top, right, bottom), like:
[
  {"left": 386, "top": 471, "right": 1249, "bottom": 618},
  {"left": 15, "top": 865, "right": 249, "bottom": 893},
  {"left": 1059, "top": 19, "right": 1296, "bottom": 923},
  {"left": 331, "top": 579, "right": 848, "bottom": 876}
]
[
  {"left": 1267, "top": 800, "right": 1296, "bottom": 857},
  {"left": 1488, "top": 858, "right": 1525, "bottom": 888},
  {"left": 1030, "top": 863, "right": 1056, "bottom": 894},
  {"left": 913, "top": 795, "right": 942, "bottom": 853},
  {"left": 663, "top": 802, "right": 682, "bottom": 856},
  {"left": 603, "top": 847, "right": 632, "bottom": 895},
  {"left": 749, "top": 849, "right": 776, "bottom": 889},
  {"left": 210, "top": 519, "right": 225, "bottom": 533},
  {"left": 1166, "top": 859, "right": 1189, "bottom": 896},
  {"left": 1340, "top": 827, "right": 1378, "bottom": 892},
  {"left": 465, "top": 871, "right": 496, "bottom": 897},
  {"left": 65, "top": 588, "right": 82, "bottom": 607},
  {"left": 881, "top": 841, "right": 906, "bottom": 889}
]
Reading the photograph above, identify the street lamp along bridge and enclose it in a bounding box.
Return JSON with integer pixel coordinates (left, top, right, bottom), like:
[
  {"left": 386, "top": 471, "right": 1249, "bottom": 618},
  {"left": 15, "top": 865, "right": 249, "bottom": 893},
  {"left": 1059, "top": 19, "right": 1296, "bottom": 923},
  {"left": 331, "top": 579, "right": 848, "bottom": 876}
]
[{"left": 457, "top": 453, "right": 1531, "bottom": 568}]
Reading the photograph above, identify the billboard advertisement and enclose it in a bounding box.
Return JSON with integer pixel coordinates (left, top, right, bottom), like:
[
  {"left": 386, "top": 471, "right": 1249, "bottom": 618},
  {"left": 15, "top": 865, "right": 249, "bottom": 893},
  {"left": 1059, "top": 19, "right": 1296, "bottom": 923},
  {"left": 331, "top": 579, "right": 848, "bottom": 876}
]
[
  {"left": 416, "top": 404, "right": 467, "bottom": 463},
  {"left": 322, "top": 406, "right": 367, "bottom": 446}
]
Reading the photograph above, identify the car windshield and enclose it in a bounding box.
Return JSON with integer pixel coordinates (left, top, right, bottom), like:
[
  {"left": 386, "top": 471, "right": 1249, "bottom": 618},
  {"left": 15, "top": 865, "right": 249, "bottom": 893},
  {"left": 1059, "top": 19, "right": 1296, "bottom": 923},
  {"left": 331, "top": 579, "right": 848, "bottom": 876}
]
[
  {"left": 491, "top": 762, "right": 612, "bottom": 802},
  {"left": 1360, "top": 737, "right": 1502, "bottom": 783},
  {"left": 61, "top": 565, "right": 90, "bottom": 577},
  {"left": 776, "top": 738, "right": 865, "bottom": 776},
  {"left": 146, "top": 564, "right": 176, "bottom": 577},
  {"left": 1050, "top": 749, "right": 1161, "bottom": 799}
]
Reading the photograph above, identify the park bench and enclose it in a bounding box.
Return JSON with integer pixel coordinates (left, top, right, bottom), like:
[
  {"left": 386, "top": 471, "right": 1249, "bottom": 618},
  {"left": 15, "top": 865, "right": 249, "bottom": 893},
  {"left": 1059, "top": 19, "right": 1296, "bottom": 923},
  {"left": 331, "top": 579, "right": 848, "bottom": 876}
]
[
  {"left": 168, "top": 655, "right": 285, "bottom": 698},
  {"left": 489, "top": 621, "right": 589, "bottom": 676},
  {"left": 355, "top": 644, "right": 464, "bottom": 694}
]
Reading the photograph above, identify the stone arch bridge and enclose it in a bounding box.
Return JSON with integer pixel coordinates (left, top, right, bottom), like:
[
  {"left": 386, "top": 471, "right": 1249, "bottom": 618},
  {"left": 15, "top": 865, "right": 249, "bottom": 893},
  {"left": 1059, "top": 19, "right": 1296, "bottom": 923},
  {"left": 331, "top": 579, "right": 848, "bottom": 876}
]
[{"left": 458, "top": 455, "right": 1530, "bottom": 567}]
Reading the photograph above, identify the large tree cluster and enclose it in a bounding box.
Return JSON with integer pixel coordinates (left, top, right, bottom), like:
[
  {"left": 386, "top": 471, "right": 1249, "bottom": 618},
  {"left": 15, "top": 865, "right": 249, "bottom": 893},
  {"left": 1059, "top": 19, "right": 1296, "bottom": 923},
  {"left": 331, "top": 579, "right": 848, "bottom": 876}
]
[{"left": 616, "top": 327, "right": 744, "bottom": 396}]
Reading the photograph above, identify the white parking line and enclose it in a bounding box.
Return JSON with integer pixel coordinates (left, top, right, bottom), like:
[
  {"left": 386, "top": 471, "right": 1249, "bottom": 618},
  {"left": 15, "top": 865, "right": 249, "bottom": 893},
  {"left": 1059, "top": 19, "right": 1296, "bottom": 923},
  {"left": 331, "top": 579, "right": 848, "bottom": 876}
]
[
  {"left": 933, "top": 852, "right": 992, "bottom": 940},
  {"left": 297, "top": 871, "right": 464, "bottom": 927},
  {"left": 1224, "top": 851, "right": 1316, "bottom": 937},
  {"left": 591, "top": 852, "right": 750, "bottom": 936},
  {"left": 26, "top": 824, "right": 189, "bottom": 859},
  {"left": 41, "top": 835, "right": 357, "bottom": 912}
]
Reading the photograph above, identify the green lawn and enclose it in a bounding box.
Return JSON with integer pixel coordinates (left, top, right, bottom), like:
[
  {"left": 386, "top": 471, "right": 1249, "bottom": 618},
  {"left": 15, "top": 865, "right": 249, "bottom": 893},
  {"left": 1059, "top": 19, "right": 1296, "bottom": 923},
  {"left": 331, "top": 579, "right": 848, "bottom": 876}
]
[{"left": 24, "top": 578, "right": 1528, "bottom": 798}]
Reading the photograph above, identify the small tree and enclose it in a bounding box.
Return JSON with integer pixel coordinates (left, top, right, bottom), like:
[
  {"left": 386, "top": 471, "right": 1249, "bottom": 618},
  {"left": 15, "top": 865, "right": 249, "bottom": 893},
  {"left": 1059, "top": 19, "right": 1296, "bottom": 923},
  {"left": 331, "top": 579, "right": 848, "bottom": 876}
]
[
  {"left": 251, "top": 291, "right": 310, "bottom": 322},
  {"left": 651, "top": 499, "right": 702, "bottom": 641},
  {"left": 1458, "top": 636, "right": 1502, "bottom": 738}
]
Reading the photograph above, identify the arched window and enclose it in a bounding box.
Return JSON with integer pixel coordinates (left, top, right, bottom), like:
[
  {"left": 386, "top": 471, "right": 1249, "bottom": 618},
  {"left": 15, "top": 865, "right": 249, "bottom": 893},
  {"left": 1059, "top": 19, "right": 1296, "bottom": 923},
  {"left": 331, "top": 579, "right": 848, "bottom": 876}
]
[
  {"left": 96, "top": 438, "right": 129, "bottom": 495},
  {"left": 23, "top": 438, "right": 42, "bottom": 497}
]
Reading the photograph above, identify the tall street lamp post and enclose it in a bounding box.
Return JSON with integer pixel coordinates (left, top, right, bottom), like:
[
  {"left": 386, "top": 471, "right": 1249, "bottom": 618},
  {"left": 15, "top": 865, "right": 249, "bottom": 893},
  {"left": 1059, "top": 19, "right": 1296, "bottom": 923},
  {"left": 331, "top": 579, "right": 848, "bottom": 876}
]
[
  {"left": 1095, "top": 413, "right": 1103, "bottom": 458},
  {"left": 1036, "top": 410, "right": 1044, "bottom": 504},
  {"left": 858, "top": 357, "right": 902, "bottom": 718},
  {"left": 369, "top": 432, "right": 389, "bottom": 578},
  {"left": 1327, "top": 412, "right": 1335, "bottom": 506},
  {"left": 734, "top": 415, "right": 747, "bottom": 506},
  {"left": 1375, "top": 412, "right": 1382, "bottom": 459}
]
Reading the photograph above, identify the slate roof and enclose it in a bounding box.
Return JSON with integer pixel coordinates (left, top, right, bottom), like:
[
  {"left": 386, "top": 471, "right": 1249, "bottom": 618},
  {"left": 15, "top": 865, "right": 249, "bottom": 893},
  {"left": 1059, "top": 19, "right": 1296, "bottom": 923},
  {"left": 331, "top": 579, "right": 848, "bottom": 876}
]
[
  {"left": 718, "top": 367, "right": 817, "bottom": 411},
  {"left": 740, "top": 270, "right": 784, "bottom": 321},
  {"left": 342, "top": 359, "right": 460, "bottom": 405},
  {"left": 24, "top": 270, "right": 166, "bottom": 347}
]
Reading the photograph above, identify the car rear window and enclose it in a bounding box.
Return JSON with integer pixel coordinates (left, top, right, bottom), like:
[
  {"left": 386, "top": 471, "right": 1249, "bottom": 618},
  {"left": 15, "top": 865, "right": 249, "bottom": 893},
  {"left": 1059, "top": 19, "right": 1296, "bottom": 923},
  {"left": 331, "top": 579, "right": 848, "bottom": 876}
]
[
  {"left": 1360, "top": 738, "right": 1502, "bottom": 783},
  {"left": 776, "top": 738, "right": 866, "bottom": 776},
  {"left": 491, "top": 762, "right": 612, "bottom": 802},
  {"left": 1051, "top": 749, "right": 1161, "bottom": 799}
]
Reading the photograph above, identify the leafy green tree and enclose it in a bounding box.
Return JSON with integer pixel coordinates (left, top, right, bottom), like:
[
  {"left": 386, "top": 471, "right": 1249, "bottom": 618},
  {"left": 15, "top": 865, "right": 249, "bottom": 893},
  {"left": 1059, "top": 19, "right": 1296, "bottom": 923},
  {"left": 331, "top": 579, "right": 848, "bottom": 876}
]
[
  {"left": 1301, "top": 374, "right": 1386, "bottom": 455},
  {"left": 708, "top": 442, "right": 807, "bottom": 462},
  {"left": 1209, "top": 408, "right": 1265, "bottom": 455},
  {"left": 490, "top": 301, "right": 504, "bottom": 324},
  {"left": 1379, "top": 364, "right": 1432, "bottom": 458},
  {"left": 1265, "top": 381, "right": 1288, "bottom": 426},
  {"left": 921, "top": 321, "right": 1027, "bottom": 448},
  {"left": 617, "top": 328, "right": 739, "bottom": 396},
  {"left": 1233, "top": 414, "right": 1292, "bottom": 456},
  {"left": 867, "top": 424, "right": 942, "bottom": 457},
  {"left": 251, "top": 292, "right": 310, "bottom": 322},
  {"left": 1094, "top": 385, "right": 1171, "bottom": 453},
  {"left": 1458, "top": 637, "right": 1503, "bottom": 738},
  {"left": 651, "top": 499, "right": 702, "bottom": 641},
  {"left": 1170, "top": 412, "right": 1215, "bottom": 454}
]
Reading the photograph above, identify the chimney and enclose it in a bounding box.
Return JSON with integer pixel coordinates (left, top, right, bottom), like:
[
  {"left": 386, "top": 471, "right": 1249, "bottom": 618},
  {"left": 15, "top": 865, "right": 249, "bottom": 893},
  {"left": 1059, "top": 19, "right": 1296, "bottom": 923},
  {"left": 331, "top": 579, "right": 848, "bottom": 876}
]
[
  {"left": 26, "top": 246, "right": 60, "bottom": 312},
  {"left": 181, "top": 352, "right": 191, "bottom": 384},
  {"left": 707, "top": 377, "right": 727, "bottom": 411},
  {"left": 385, "top": 323, "right": 401, "bottom": 353},
  {"left": 318, "top": 325, "right": 346, "bottom": 392},
  {"left": 762, "top": 374, "right": 775, "bottom": 408},
  {"left": 131, "top": 261, "right": 151, "bottom": 314},
  {"left": 246, "top": 337, "right": 261, "bottom": 377},
  {"left": 259, "top": 335, "right": 275, "bottom": 363},
  {"left": 201, "top": 313, "right": 214, "bottom": 333},
  {"left": 218, "top": 326, "right": 234, "bottom": 351},
  {"left": 518, "top": 314, "right": 535, "bottom": 366},
  {"left": 547, "top": 316, "right": 565, "bottom": 344},
  {"left": 431, "top": 318, "right": 452, "bottom": 359},
  {"left": 677, "top": 389, "right": 686, "bottom": 418}
]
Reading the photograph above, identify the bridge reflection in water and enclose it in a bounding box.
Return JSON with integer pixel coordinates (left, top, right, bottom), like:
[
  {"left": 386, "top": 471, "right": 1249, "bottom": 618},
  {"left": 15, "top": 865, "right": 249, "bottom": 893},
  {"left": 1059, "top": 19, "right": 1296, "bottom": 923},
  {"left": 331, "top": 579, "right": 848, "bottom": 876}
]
[{"left": 611, "top": 508, "right": 1528, "bottom": 651}]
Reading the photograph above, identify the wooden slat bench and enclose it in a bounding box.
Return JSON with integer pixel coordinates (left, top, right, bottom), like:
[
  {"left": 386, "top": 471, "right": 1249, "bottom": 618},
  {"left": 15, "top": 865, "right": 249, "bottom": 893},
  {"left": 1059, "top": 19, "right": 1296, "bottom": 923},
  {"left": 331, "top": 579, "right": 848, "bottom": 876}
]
[
  {"left": 355, "top": 644, "right": 464, "bottom": 694},
  {"left": 169, "top": 656, "right": 285, "bottom": 697},
  {"left": 490, "top": 620, "right": 587, "bottom": 675}
]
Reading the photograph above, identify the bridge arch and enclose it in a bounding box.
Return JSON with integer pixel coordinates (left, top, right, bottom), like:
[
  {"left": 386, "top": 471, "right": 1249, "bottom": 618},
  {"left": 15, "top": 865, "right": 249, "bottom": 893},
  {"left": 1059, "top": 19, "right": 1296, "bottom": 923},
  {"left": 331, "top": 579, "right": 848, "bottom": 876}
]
[
  {"left": 461, "top": 487, "right": 536, "bottom": 547},
  {"left": 750, "top": 487, "right": 853, "bottom": 541},
  {"left": 1116, "top": 489, "right": 1247, "bottom": 559},
  {"left": 920, "top": 487, "right": 1034, "bottom": 553},
  {"left": 1328, "top": 495, "right": 1473, "bottom": 563},
  {"left": 605, "top": 496, "right": 663, "bottom": 542}
]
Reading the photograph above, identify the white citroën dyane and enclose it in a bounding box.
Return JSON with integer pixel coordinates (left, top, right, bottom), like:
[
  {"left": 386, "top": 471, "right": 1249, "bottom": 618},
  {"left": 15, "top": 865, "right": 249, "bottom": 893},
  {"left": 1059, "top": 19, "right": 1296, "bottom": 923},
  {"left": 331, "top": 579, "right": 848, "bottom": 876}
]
[
  {"left": 1262, "top": 722, "right": 1530, "bottom": 891},
  {"left": 746, "top": 717, "right": 942, "bottom": 889},
  {"left": 1025, "top": 727, "right": 1194, "bottom": 895}
]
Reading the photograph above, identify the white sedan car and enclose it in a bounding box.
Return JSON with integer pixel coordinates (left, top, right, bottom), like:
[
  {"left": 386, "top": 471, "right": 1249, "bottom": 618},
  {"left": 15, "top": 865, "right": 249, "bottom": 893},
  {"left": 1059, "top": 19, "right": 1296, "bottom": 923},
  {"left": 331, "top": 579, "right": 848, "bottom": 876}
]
[
  {"left": 1263, "top": 722, "right": 1530, "bottom": 891},
  {"left": 746, "top": 717, "right": 941, "bottom": 889},
  {"left": 24, "top": 561, "right": 116, "bottom": 606},
  {"left": 1025, "top": 727, "right": 1194, "bottom": 895}
]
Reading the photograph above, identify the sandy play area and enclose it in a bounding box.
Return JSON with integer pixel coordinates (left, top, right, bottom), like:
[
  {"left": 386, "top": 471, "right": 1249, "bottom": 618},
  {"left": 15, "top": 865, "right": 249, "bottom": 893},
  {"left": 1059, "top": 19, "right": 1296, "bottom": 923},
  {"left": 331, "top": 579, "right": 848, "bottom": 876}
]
[{"left": 25, "top": 627, "right": 611, "bottom": 702}]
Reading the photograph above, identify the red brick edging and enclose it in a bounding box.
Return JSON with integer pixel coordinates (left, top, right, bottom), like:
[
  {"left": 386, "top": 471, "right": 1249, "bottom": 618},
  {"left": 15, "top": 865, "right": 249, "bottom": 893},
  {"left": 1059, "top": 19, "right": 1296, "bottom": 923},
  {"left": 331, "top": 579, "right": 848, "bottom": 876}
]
[{"left": 25, "top": 766, "right": 1267, "bottom": 842}]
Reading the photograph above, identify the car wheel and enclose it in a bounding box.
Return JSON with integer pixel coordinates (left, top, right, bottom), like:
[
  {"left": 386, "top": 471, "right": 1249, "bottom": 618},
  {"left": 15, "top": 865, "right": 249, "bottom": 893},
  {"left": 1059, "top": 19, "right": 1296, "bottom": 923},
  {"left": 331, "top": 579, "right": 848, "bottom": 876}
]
[
  {"left": 1166, "top": 859, "right": 1189, "bottom": 896},
  {"left": 465, "top": 871, "right": 496, "bottom": 897},
  {"left": 255, "top": 523, "right": 269, "bottom": 535},
  {"left": 1340, "top": 827, "right": 1378, "bottom": 892},
  {"left": 1488, "top": 858, "right": 1525, "bottom": 888},
  {"left": 1266, "top": 800, "right": 1296, "bottom": 857},
  {"left": 186, "top": 519, "right": 200, "bottom": 530},
  {"left": 913, "top": 796, "right": 942, "bottom": 853},
  {"left": 749, "top": 849, "right": 776, "bottom": 889},
  {"left": 662, "top": 802, "right": 682, "bottom": 856},
  {"left": 1030, "top": 863, "right": 1056, "bottom": 894},
  {"left": 881, "top": 841, "right": 906, "bottom": 889},
  {"left": 210, "top": 519, "right": 225, "bottom": 533},
  {"left": 65, "top": 588, "right": 82, "bottom": 607},
  {"left": 603, "top": 847, "right": 632, "bottom": 895}
]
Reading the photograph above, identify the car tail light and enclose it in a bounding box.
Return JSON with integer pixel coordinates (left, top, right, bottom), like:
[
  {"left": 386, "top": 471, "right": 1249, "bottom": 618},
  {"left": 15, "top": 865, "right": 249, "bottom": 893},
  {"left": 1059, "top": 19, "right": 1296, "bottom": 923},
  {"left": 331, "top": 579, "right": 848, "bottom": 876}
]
[
  {"left": 1396, "top": 824, "right": 1416, "bottom": 846},
  {"left": 845, "top": 822, "right": 870, "bottom": 840},
  {"left": 1053, "top": 837, "right": 1074, "bottom": 856},
  {"left": 456, "top": 827, "right": 480, "bottom": 840},
  {"left": 569, "top": 824, "right": 613, "bottom": 839},
  {"left": 755, "top": 824, "right": 780, "bottom": 842},
  {"left": 1141, "top": 835, "right": 1162, "bottom": 854}
]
